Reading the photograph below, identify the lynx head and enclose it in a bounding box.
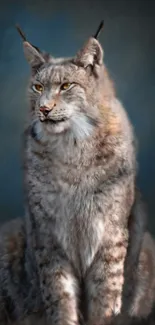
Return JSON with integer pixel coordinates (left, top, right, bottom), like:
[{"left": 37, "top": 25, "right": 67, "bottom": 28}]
[{"left": 22, "top": 29, "right": 114, "bottom": 142}]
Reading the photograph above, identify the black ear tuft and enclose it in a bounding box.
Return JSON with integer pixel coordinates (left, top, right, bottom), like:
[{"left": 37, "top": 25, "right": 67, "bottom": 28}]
[
  {"left": 93, "top": 20, "right": 104, "bottom": 40},
  {"left": 16, "top": 24, "right": 41, "bottom": 53},
  {"left": 16, "top": 24, "right": 27, "bottom": 42}
]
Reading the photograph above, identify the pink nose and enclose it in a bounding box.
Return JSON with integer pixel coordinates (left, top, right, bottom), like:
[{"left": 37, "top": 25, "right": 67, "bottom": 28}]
[{"left": 40, "top": 106, "right": 52, "bottom": 117}]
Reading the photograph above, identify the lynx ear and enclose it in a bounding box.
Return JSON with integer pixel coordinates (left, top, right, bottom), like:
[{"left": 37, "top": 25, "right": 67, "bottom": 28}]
[
  {"left": 74, "top": 38, "right": 104, "bottom": 74},
  {"left": 23, "top": 41, "right": 45, "bottom": 67},
  {"left": 16, "top": 24, "right": 45, "bottom": 69}
]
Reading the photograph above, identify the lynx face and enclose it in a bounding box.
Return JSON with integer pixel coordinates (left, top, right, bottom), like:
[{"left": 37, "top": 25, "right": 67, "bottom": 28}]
[
  {"left": 23, "top": 38, "right": 113, "bottom": 141},
  {"left": 29, "top": 60, "right": 98, "bottom": 138}
]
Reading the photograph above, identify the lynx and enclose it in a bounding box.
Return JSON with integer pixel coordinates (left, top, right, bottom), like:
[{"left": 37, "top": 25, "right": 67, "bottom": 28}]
[
  {"left": 22, "top": 27, "right": 137, "bottom": 325},
  {"left": 8, "top": 23, "right": 150, "bottom": 325}
]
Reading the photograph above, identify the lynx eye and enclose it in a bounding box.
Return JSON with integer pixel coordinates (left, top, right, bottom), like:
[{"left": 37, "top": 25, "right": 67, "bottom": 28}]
[
  {"left": 60, "top": 82, "right": 71, "bottom": 91},
  {"left": 32, "top": 84, "right": 43, "bottom": 93}
]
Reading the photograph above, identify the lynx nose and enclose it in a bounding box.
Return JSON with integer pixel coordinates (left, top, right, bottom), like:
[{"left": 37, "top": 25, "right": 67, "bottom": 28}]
[{"left": 40, "top": 105, "right": 55, "bottom": 117}]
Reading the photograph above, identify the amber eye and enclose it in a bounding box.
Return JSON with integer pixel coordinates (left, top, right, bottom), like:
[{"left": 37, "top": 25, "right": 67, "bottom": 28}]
[
  {"left": 60, "top": 82, "right": 71, "bottom": 91},
  {"left": 32, "top": 84, "right": 43, "bottom": 93}
]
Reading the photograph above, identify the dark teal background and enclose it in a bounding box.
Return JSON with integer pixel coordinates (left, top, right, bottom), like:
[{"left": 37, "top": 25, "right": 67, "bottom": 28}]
[{"left": 0, "top": 0, "right": 155, "bottom": 234}]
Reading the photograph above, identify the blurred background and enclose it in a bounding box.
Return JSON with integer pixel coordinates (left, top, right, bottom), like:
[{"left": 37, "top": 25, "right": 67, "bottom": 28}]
[{"left": 0, "top": 0, "right": 155, "bottom": 234}]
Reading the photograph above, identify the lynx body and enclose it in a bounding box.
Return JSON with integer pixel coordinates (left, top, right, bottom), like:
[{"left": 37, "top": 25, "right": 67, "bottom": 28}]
[{"left": 22, "top": 36, "right": 137, "bottom": 325}]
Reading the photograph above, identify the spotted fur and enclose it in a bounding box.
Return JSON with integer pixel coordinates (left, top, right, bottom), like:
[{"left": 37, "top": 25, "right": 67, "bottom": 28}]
[
  {"left": 22, "top": 36, "right": 138, "bottom": 325},
  {"left": 14, "top": 33, "right": 148, "bottom": 325},
  {"left": 0, "top": 197, "right": 153, "bottom": 324}
]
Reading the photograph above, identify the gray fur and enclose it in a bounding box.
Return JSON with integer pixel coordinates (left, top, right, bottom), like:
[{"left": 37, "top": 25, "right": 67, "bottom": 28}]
[
  {"left": 0, "top": 210, "right": 154, "bottom": 324},
  {"left": 0, "top": 35, "right": 148, "bottom": 325},
  {"left": 23, "top": 37, "right": 138, "bottom": 324},
  {"left": 0, "top": 218, "right": 43, "bottom": 324}
]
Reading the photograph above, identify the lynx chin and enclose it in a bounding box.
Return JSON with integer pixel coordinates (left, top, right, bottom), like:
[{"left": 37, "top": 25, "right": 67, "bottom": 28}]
[{"left": 21, "top": 28, "right": 138, "bottom": 325}]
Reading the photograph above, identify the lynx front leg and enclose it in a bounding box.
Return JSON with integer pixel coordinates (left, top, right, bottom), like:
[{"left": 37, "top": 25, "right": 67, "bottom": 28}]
[
  {"left": 36, "top": 247, "right": 79, "bottom": 325},
  {"left": 85, "top": 227, "right": 128, "bottom": 325}
]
